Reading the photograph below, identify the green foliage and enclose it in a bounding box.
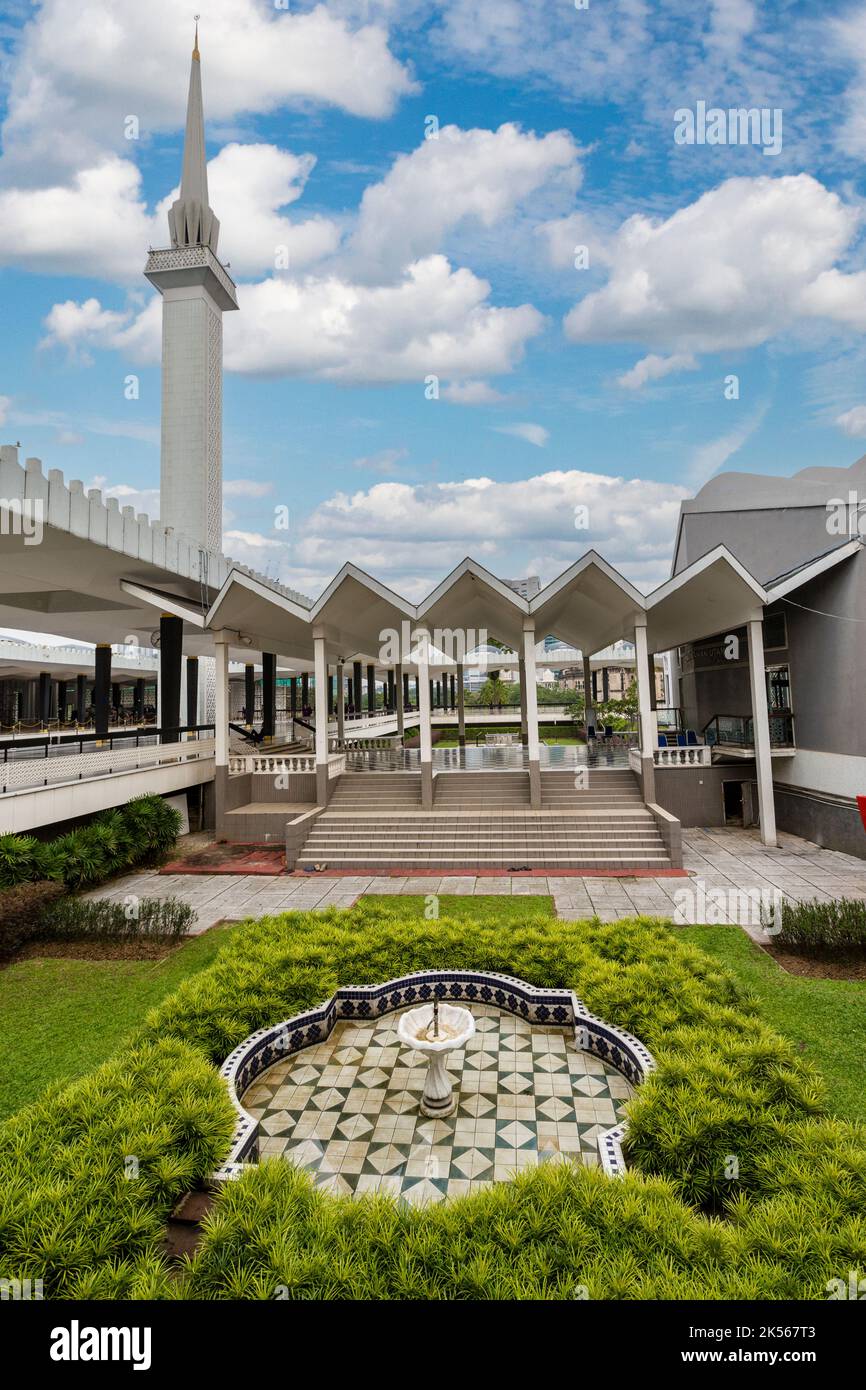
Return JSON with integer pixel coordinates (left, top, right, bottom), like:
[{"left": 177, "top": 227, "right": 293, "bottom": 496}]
[
  {"left": 176, "top": 1155, "right": 861, "bottom": 1302},
  {"left": 0, "top": 832, "right": 45, "bottom": 887},
  {"left": 42, "top": 895, "right": 195, "bottom": 942},
  {"left": 768, "top": 897, "right": 866, "bottom": 956},
  {"left": 0, "top": 795, "right": 181, "bottom": 891},
  {"left": 0, "top": 880, "right": 66, "bottom": 957},
  {"left": 0, "top": 1038, "right": 236, "bottom": 1298},
  {"left": 8, "top": 898, "right": 866, "bottom": 1300}
]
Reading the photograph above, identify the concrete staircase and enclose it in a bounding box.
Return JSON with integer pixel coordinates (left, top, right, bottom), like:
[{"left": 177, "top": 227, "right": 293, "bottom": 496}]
[{"left": 296, "top": 768, "right": 672, "bottom": 871}]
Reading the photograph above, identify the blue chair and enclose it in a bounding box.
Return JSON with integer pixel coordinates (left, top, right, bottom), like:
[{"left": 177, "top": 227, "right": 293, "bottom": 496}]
[
  {"left": 604, "top": 725, "right": 614, "bottom": 741},
  {"left": 676, "top": 732, "right": 688, "bottom": 747},
  {"left": 686, "top": 729, "right": 699, "bottom": 746},
  {"left": 587, "top": 724, "right": 596, "bottom": 740},
  {"left": 658, "top": 733, "right": 668, "bottom": 748}
]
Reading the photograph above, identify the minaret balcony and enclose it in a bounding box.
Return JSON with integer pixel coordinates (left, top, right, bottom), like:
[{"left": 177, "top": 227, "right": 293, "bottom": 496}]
[{"left": 145, "top": 244, "right": 238, "bottom": 311}]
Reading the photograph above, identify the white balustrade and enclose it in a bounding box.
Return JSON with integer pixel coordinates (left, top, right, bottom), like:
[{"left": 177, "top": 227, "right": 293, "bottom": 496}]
[{"left": 653, "top": 745, "right": 711, "bottom": 767}]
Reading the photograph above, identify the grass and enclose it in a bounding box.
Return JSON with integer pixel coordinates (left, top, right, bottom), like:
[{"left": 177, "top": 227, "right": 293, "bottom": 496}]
[
  {"left": 0, "top": 921, "right": 243, "bottom": 1119},
  {"left": 363, "top": 894, "right": 554, "bottom": 919},
  {"left": 678, "top": 925, "right": 866, "bottom": 1125}
]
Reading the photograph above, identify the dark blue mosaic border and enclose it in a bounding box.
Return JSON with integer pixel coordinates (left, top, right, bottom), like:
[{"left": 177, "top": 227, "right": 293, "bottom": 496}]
[{"left": 213, "top": 969, "right": 655, "bottom": 1182}]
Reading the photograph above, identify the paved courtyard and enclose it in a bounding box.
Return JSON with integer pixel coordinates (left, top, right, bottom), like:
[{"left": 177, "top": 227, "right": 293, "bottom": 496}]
[
  {"left": 87, "top": 827, "right": 866, "bottom": 931},
  {"left": 242, "top": 1003, "right": 633, "bottom": 1202}
]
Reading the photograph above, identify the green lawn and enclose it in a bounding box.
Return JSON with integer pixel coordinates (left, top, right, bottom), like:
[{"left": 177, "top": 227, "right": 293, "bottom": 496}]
[
  {"left": 0, "top": 922, "right": 243, "bottom": 1120},
  {"left": 363, "top": 894, "right": 554, "bottom": 920},
  {"left": 678, "top": 924, "right": 866, "bottom": 1125}
]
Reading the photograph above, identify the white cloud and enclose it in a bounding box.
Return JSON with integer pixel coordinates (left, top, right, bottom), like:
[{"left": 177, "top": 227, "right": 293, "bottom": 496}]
[
  {"left": 40, "top": 297, "right": 132, "bottom": 362},
  {"left": 707, "top": 0, "right": 756, "bottom": 53},
  {"left": 290, "top": 466, "right": 688, "bottom": 599},
  {"left": 442, "top": 380, "right": 506, "bottom": 405},
  {"left": 565, "top": 175, "right": 866, "bottom": 353},
  {"left": 493, "top": 422, "right": 549, "bottom": 448},
  {"left": 616, "top": 353, "right": 698, "bottom": 390},
  {"left": 687, "top": 405, "right": 768, "bottom": 487},
  {"left": 835, "top": 405, "right": 866, "bottom": 439},
  {"left": 0, "top": 396, "right": 10, "bottom": 427},
  {"left": 1, "top": 0, "right": 415, "bottom": 177},
  {"left": 223, "top": 480, "right": 274, "bottom": 498},
  {"left": 348, "top": 123, "right": 580, "bottom": 279},
  {"left": 0, "top": 144, "right": 339, "bottom": 283},
  {"left": 353, "top": 449, "right": 408, "bottom": 474},
  {"left": 41, "top": 256, "right": 546, "bottom": 384}
]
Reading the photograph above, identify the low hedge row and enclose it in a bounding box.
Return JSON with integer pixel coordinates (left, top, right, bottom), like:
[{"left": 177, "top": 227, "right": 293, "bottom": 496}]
[
  {"left": 769, "top": 896, "right": 866, "bottom": 956},
  {"left": 0, "top": 884, "right": 194, "bottom": 957},
  {"left": 0, "top": 795, "right": 181, "bottom": 891},
  {"left": 43, "top": 895, "right": 195, "bottom": 942},
  {"left": 2, "top": 902, "right": 864, "bottom": 1299}
]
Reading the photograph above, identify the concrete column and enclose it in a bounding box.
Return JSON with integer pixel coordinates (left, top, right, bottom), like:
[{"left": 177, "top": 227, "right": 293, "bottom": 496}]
[
  {"left": 582, "top": 654, "right": 594, "bottom": 734},
  {"left": 646, "top": 647, "right": 659, "bottom": 748},
  {"left": 592, "top": 668, "right": 598, "bottom": 703},
  {"left": 290, "top": 676, "right": 298, "bottom": 719},
  {"left": 414, "top": 675, "right": 419, "bottom": 707},
  {"left": 602, "top": 666, "right": 609, "bottom": 702},
  {"left": 94, "top": 645, "right": 111, "bottom": 741},
  {"left": 133, "top": 677, "right": 145, "bottom": 722},
  {"left": 38, "top": 670, "right": 51, "bottom": 726},
  {"left": 403, "top": 672, "right": 410, "bottom": 708},
  {"left": 262, "top": 653, "right": 276, "bottom": 741},
  {"left": 523, "top": 620, "right": 541, "bottom": 808},
  {"left": 418, "top": 642, "right": 433, "bottom": 809},
  {"left": 75, "top": 673, "right": 87, "bottom": 725},
  {"left": 301, "top": 672, "right": 309, "bottom": 712},
  {"left": 747, "top": 618, "right": 777, "bottom": 847},
  {"left": 518, "top": 655, "right": 528, "bottom": 743},
  {"left": 328, "top": 673, "right": 334, "bottom": 717},
  {"left": 159, "top": 615, "right": 182, "bottom": 745},
  {"left": 57, "top": 680, "right": 68, "bottom": 722},
  {"left": 186, "top": 656, "right": 199, "bottom": 731},
  {"left": 457, "top": 663, "right": 466, "bottom": 749},
  {"left": 395, "top": 662, "right": 404, "bottom": 738},
  {"left": 314, "top": 633, "right": 330, "bottom": 805},
  {"left": 336, "top": 661, "right": 345, "bottom": 741},
  {"left": 214, "top": 638, "right": 229, "bottom": 767},
  {"left": 244, "top": 663, "right": 255, "bottom": 727},
  {"left": 633, "top": 622, "right": 656, "bottom": 804},
  {"left": 367, "top": 663, "right": 375, "bottom": 715},
  {"left": 352, "top": 660, "right": 362, "bottom": 714}
]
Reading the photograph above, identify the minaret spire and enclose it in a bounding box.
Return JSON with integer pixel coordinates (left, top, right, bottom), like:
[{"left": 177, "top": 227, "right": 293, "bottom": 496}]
[
  {"left": 145, "top": 19, "right": 238, "bottom": 556},
  {"left": 167, "top": 19, "right": 220, "bottom": 252}
]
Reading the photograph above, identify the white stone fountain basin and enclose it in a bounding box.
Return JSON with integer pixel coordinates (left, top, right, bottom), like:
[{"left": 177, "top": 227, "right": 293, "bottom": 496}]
[{"left": 397, "top": 1002, "right": 475, "bottom": 1117}]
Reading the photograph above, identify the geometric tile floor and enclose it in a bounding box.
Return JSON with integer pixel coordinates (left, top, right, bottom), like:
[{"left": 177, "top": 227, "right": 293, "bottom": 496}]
[{"left": 242, "top": 1004, "right": 634, "bottom": 1205}]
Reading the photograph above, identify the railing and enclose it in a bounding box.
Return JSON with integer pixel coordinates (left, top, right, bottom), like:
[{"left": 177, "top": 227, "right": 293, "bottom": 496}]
[
  {"left": 2, "top": 735, "right": 214, "bottom": 794},
  {"left": 340, "top": 745, "right": 634, "bottom": 772},
  {"left": 703, "top": 713, "right": 795, "bottom": 749},
  {"left": 229, "top": 751, "right": 345, "bottom": 777},
  {"left": 654, "top": 745, "right": 711, "bottom": 767},
  {"left": 1, "top": 724, "right": 213, "bottom": 764}
]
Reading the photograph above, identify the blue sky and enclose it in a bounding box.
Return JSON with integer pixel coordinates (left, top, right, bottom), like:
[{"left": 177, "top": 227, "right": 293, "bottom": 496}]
[{"left": 2, "top": 0, "right": 866, "bottom": 603}]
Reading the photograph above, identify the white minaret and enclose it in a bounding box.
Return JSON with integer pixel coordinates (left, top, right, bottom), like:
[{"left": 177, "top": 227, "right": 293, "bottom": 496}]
[{"left": 145, "top": 25, "right": 238, "bottom": 553}]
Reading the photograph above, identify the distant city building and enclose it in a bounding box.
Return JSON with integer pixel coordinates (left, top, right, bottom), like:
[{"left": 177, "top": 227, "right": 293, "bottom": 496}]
[{"left": 503, "top": 576, "right": 541, "bottom": 599}]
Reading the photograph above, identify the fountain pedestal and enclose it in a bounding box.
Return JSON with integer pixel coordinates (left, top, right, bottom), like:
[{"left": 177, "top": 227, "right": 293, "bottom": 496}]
[{"left": 397, "top": 1002, "right": 475, "bottom": 1117}]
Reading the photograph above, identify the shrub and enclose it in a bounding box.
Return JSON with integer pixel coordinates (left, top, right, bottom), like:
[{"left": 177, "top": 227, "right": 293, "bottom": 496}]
[
  {"left": 0, "top": 1039, "right": 236, "bottom": 1299},
  {"left": 43, "top": 894, "right": 194, "bottom": 942},
  {"left": 767, "top": 897, "right": 866, "bottom": 956},
  {"left": 0, "top": 880, "right": 66, "bottom": 958},
  {"left": 0, "top": 833, "right": 46, "bottom": 887},
  {"left": 0, "top": 795, "right": 182, "bottom": 891}
]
